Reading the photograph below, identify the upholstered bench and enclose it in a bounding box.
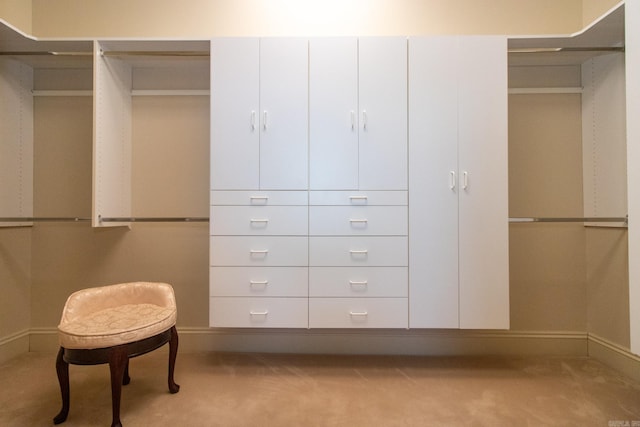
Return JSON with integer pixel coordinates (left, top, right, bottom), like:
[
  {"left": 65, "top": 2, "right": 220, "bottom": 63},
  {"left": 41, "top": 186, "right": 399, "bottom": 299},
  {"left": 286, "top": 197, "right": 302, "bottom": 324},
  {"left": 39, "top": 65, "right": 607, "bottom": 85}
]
[{"left": 54, "top": 282, "right": 180, "bottom": 427}]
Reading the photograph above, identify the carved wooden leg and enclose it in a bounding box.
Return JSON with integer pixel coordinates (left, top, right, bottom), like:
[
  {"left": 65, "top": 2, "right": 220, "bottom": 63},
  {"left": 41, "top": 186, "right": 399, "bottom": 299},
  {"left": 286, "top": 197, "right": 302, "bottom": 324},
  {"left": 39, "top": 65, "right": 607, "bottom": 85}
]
[
  {"left": 53, "top": 347, "right": 70, "bottom": 425},
  {"left": 109, "top": 346, "right": 128, "bottom": 427},
  {"left": 123, "top": 358, "right": 130, "bottom": 385},
  {"left": 168, "top": 326, "right": 180, "bottom": 394}
]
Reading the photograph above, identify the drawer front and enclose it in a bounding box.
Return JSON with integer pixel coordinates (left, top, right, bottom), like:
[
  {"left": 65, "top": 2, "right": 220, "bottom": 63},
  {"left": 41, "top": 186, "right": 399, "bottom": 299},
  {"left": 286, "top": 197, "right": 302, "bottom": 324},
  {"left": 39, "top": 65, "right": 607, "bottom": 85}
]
[
  {"left": 309, "top": 267, "right": 407, "bottom": 297},
  {"left": 309, "top": 191, "right": 407, "bottom": 206},
  {"left": 211, "top": 267, "right": 308, "bottom": 297},
  {"left": 211, "top": 191, "right": 308, "bottom": 206},
  {"left": 309, "top": 237, "right": 408, "bottom": 266},
  {"left": 210, "top": 297, "right": 308, "bottom": 328},
  {"left": 211, "top": 236, "right": 308, "bottom": 266},
  {"left": 211, "top": 206, "right": 308, "bottom": 236},
  {"left": 309, "top": 206, "right": 407, "bottom": 236},
  {"left": 309, "top": 298, "right": 408, "bottom": 328}
]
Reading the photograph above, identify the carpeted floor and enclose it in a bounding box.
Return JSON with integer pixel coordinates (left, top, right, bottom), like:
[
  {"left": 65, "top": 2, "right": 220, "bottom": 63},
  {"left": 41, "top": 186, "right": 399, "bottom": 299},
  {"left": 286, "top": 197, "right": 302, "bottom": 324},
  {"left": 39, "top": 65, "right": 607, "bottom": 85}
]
[{"left": 1, "top": 349, "right": 640, "bottom": 426}]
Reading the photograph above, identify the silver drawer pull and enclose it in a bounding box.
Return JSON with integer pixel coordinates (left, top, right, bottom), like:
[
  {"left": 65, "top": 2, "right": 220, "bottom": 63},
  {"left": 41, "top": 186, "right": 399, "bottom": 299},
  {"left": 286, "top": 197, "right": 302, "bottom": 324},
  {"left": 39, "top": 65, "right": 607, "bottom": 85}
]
[
  {"left": 249, "top": 310, "right": 269, "bottom": 316},
  {"left": 349, "top": 249, "right": 368, "bottom": 254},
  {"left": 349, "top": 311, "right": 368, "bottom": 316},
  {"left": 250, "top": 196, "right": 269, "bottom": 204},
  {"left": 249, "top": 280, "right": 269, "bottom": 286},
  {"left": 250, "top": 218, "right": 269, "bottom": 223},
  {"left": 250, "top": 249, "right": 269, "bottom": 254},
  {"left": 349, "top": 195, "right": 368, "bottom": 204},
  {"left": 349, "top": 280, "right": 368, "bottom": 286},
  {"left": 349, "top": 219, "right": 368, "bottom": 223}
]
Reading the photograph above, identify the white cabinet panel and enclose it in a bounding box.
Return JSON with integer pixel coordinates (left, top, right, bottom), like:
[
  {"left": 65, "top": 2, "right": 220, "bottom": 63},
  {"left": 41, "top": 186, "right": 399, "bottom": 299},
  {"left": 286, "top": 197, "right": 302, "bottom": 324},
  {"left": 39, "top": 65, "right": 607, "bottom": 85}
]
[
  {"left": 210, "top": 38, "right": 260, "bottom": 190},
  {"left": 211, "top": 267, "right": 308, "bottom": 297},
  {"left": 210, "top": 236, "right": 308, "bottom": 266},
  {"left": 309, "top": 206, "right": 407, "bottom": 236},
  {"left": 309, "top": 37, "right": 359, "bottom": 190},
  {"left": 408, "top": 37, "right": 460, "bottom": 329},
  {"left": 358, "top": 37, "right": 407, "bottom": 190},
  {"left": 310, "top": 237, "right": 408, "bottom": 266},
  {"left": 309, "top": 191, "right": 407, "bottom": 206},
  {"left": 210, "top": 191, "right": 308, "bottom": 206},
  {"left": 259, "top": 38, "right": 308, "bottom": 190},
  {"left": 457, "top": 37, "right": 509, "bottom": 330},
  {"left": 211, "top": 206, "right": 308, "bottom": 236},
  {"left": 309, "top": 298, "right": 407, "bottom": 328},
  {"left": 408, "top": 36, "right": 509, "bottom": 330},
  {"left": 210, "top": 297, "right": 308, "bottom": 328},
  {"left": 309, "top": 267, "right": 407, "bottom": 297}
]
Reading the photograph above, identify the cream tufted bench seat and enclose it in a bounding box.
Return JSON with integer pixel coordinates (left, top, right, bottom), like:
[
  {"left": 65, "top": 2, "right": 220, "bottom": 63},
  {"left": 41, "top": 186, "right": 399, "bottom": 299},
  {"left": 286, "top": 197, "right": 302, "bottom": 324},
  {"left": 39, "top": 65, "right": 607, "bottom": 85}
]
[{"left": 54, "top": 282, "right": 180, "bottom": 427}]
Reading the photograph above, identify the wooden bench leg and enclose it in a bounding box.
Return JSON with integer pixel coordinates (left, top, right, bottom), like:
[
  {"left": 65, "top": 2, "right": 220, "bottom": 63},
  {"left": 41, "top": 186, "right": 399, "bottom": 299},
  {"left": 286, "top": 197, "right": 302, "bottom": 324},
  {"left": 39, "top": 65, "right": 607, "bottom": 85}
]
[
  {"left": 109, "top": 346, "right": 128, "bottom": 427},
  {"left": 168, "top": 326, "right": 180, "bottom": 394},
  {"left": 53, "top": 347, "right": 70, "bottom": 424}
]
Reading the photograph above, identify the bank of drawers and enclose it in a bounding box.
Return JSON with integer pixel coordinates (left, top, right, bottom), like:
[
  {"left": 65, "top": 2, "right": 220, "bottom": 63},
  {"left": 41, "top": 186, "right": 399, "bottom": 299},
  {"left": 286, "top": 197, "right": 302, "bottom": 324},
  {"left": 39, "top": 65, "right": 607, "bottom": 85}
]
[
  {"left": 308, "top": 191, "right": 408, "bottom": 328},
  {"left": 210, "top": 191, "right": 308, "bottom": 328}
]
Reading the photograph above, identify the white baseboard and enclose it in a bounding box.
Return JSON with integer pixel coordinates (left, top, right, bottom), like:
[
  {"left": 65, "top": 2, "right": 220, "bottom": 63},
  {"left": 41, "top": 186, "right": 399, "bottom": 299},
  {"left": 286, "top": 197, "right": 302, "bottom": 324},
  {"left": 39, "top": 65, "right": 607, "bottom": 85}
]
[
  {"left": 588, "top": 333, "right": 640, "bottom": 383},
  {"left": 0, "top": 329, "right": 29, "bottom": 365}
]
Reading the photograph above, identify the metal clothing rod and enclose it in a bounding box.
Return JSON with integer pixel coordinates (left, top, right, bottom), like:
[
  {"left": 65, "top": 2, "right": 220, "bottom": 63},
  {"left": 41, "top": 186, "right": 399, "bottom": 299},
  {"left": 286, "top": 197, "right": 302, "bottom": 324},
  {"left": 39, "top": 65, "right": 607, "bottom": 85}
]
[
  {"left": 101, "top": 51, "right": 209, "bottom": 57},
  {"left": 508, "top": 46, "right": 624, "bottom": 54},
  {"left": 99, "top": 217, "right": 209, "bottom": 223},
  {"left": 0, "top": 51, "right": 92, "bottom": 57},
  {"left": 0, "top": 217, "right": 91, "bottom": 222},
  {"left": 510, "top": 216, "right": 628, "bottom": 224}
]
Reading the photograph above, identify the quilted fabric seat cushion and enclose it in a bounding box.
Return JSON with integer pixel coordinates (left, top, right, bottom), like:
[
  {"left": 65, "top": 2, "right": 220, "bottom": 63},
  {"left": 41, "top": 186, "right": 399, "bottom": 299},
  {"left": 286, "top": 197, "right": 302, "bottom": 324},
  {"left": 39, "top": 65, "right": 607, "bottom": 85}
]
[{"left": 58, "top": 282, "right": 177, "bottom": 349}]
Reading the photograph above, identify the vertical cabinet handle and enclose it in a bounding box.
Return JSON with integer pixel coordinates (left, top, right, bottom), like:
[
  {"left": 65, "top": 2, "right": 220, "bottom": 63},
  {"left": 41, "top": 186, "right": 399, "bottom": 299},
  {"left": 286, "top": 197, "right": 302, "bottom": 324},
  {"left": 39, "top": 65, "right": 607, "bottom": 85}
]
[
  {"left": 350, "top": 110, "right": 355, "bottom": 130},
  {"left": 251, "top": 111, "right": 256, "bottom": 131},
  {"left": 462, "top": 171, "right": 469, "bottom": 190},
  {"left": 263, "top": 110, "right": 268, "bottom": 130},
  {"left": 449, "top": 171, "right": 456, "bottom": 190},
  {"left": 362, "top": 110, "right": 368, "bottom": 130}
]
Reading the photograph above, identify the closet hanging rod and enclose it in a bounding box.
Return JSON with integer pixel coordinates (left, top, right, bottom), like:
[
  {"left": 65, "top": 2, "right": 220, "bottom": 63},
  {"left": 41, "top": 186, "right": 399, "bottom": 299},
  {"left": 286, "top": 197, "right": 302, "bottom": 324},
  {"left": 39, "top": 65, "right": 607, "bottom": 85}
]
[
  {"left": 0, "top": 51, "right": 92, "bottom": 57},
  {"left": 509, "top": 216, "right": 628, "bottom": 224},
  {"left": 99, "top": 217, "right": 209, "bottom": 222},
  {"left": 100, "top": 51, "right": 210, "bottom": 57},
  {"left": 0, "top": 217, "right": 91, "bottom": 222},
  {"left": 508, "top": 46, "right": 624, "bottom": 54}
]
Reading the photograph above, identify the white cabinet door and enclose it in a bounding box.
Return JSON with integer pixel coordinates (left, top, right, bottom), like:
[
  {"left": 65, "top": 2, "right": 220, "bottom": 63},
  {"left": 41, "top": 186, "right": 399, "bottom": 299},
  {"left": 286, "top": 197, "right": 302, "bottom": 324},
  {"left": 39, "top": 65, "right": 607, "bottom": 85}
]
[
  {"left": 457, "top": 37, "right": 509, "bottom": 330},
  {"left": 210, "top": 38, "right": 308, "bottom": 191},
  {"left": 358, "top": 37, "right": 407, "bottom": 190},
  {"left": 259, "top": 38, "right": 308, "bottom": 190},
  {"left": 309, "top": 37, "right": 359, "bottom": 190},
  {"left": 210, "top": 38, "right": 260, "bottom": 190},
  {"left": 408, "top": 36, "right": 509, "bottom": 330},
  {"left": 408, "top": 37, "right": 460, "bottom": 328}
]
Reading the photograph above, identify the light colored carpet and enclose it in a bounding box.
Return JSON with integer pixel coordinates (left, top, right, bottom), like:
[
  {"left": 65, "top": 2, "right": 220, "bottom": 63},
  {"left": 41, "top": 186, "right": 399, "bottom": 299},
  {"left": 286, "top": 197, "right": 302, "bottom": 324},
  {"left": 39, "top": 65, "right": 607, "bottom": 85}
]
[{"left": 1, "top": 348, "right": 640, "bottom": 426}]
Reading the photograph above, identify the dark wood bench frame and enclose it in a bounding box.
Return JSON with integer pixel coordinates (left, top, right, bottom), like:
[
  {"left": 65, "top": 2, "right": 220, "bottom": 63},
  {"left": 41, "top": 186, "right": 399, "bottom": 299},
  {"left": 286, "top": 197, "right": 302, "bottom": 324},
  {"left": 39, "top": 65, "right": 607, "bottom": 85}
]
[{"left": 54, "top": 325, "right": 179, "bottom": 427}]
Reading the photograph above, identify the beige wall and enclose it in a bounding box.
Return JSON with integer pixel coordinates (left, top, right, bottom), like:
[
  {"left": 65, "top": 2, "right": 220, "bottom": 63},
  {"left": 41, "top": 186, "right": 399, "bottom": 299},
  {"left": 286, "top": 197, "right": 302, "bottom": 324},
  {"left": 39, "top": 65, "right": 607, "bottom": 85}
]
[
  {"left": 29, "top": 0, "right": 586, "bottom": 38},
  {"left": 0, "top": 0, "right": 31, "bottom": 33}
]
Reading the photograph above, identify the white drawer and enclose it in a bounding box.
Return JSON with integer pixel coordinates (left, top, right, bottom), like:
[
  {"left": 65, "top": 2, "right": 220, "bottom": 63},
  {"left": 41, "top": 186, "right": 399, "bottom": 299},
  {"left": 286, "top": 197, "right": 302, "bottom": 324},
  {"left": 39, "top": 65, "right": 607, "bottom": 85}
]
[
  {"left": 211, "top": 206, "right": 308, "bottom": 236},
  {"left": 309, "top": 298, "right": 408, "bottom": 328},
  {"left": 309, "top": 206, "right": 407, "bottom": 236},
  {"left": 210, "top": 297, "right": 308, "bottom": 328},
  {"left": 309, "top": 237, "right": 408, "bottom": 266},
  {"left": 211, "top": 191, "right": 308, "bottom": 206},
  {"left": 210, "top": 267, "right": 308, "bottom": 297},
  {"left": 309, "top": 267, "right": 407, "bottom": 297},
  {"left": 210, "top": 236, "right": 308, "bottom": 266},
  {"left": 309, "top": 191, "right": 407, "bottom": 206}
]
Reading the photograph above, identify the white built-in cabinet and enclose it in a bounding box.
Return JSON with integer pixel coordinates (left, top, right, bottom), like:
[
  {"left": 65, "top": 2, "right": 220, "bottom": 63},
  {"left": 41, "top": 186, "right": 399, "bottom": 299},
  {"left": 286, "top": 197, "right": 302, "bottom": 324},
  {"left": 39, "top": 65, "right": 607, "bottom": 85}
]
[
  {"left": 408, "top": 36, "right": 509, "bottom": 329},
  {"left": 210, "top": 36, "right": 508, "bottom": 330}
]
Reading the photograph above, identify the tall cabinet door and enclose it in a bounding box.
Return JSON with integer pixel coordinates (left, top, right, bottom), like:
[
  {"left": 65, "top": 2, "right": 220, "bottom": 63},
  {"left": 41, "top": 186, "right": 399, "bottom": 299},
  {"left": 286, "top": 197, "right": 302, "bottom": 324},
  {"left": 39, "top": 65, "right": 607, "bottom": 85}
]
[
  {"left": 259, "top": 38, "right": 308, "bottom": 190},
  {"left": 408, "top": 37, "right": 460, "bottom": 328},
  {"left": 358, "top": 37, "right": 407, "bottom": 191},
  {"left": 210, "top": 38, "right": 260, "bottom": 190},
  {"left": 457, "top": 37, "right": 509, "bottom": 329},
  {"left": 309, "top": 37, "right": 359, "bottom": 190}
]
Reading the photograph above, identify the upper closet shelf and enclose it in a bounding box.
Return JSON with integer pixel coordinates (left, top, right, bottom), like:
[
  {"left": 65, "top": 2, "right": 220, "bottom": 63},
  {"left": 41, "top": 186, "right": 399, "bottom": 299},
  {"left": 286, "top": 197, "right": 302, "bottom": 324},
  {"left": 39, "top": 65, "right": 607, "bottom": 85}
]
[{"left": 508, "top": 2, "right": 624, "bottom": 66}]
